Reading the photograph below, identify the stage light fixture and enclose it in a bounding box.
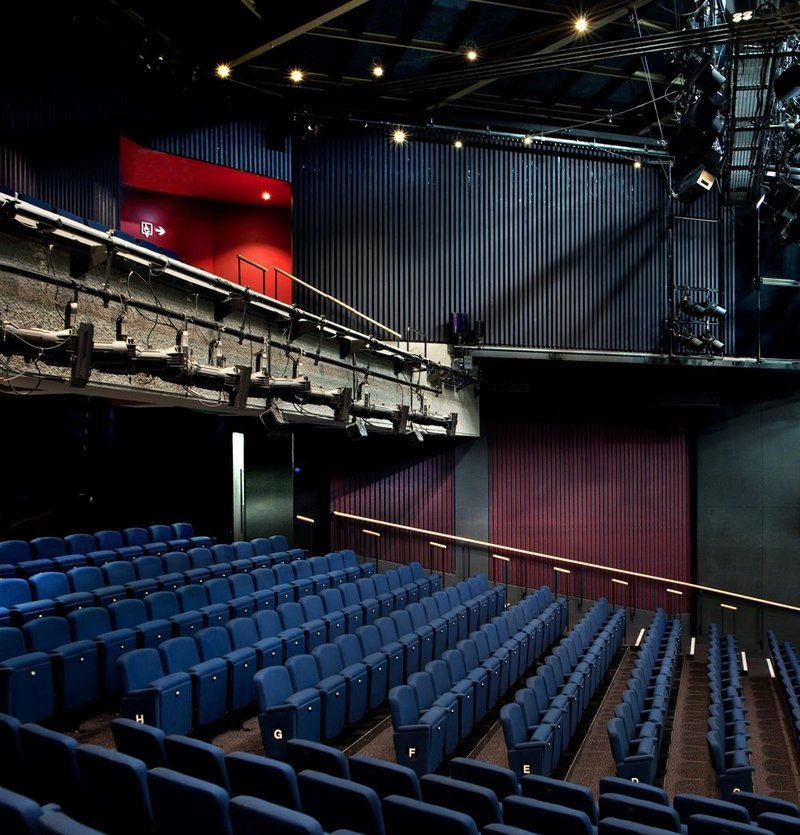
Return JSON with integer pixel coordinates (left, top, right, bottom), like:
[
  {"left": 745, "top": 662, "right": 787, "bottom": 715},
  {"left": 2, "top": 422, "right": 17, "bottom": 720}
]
[
  {"left": 574, "top": 16, "right": 588, "bottom": 34},
  {"left": 259, "top": 403, "right": 288, "bottom": 433},
  {"left": 215, "top": 63, "right": 231, "bottom": 79},
  {"left": 289, "top": 68, "right": 304, "bottom": 83},
  {"left": 392, "top": 128, "right": 407, "bottom": 145},
  {"left": 680, "top": 296, "right": 726, "bottom": 319},
  {"left": 672, "top": 330, "right": 705, "bottom": 350},
  {"left": 700, "top": 332, "right": 724, "bottom": 352},
  {"left": 674, "top": 166, "right": 716, "bottom": 204}
]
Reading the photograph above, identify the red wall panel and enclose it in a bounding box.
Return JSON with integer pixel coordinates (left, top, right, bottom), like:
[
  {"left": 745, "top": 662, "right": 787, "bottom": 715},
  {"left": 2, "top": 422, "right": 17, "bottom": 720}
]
[
  {"left": 488, "top": 420, "right": 691, "bottom": 611},
  {"left": 119, "top": 190, "right": 292, "bottom": 302}
]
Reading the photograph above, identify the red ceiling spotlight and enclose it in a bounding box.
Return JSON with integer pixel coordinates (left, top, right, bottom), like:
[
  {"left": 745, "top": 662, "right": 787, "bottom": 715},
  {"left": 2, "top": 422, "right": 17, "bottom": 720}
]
[{"left": 261, "top": 191, "right": 272, "bottom": 201}]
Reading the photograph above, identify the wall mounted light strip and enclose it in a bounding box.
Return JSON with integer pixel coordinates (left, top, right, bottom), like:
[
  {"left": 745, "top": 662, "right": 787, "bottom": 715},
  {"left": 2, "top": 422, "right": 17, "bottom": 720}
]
[
  {"left": 492, "top": 554, "right": 511, "bottom": 562},
  {"left": 634, "top": 628, "right": 646, "bottom": 647},
  {"left": 332, "top": 510, "right": 800, "bottom": 615},
  {"left": 741, "top": 651, "right": 748, "bottom": 673},
  {"left": 611, "top": 578, "right": 629, "bottom": 586},
  {"left": 362, "top": 529, "right": 381, "bottom": 538},
  {"left": 296, "top": 515, "right": 315, "bottom": 524},
  {"left": 666, "top": 588, "right": 683, "bottom": 596},
  {"left": 429, "top": 542, "right": 447, "bottom": 549},
  {"left": 689, "top": 637, "right": 696, "bottom": 656},
  {"left": 553, "top": 566, "right": 571, "bottom": 574},
  {"left": 766, "top": 657, "right": 775, "bottom": 678},
  {"left": 720, "top": 603, "right": 738, "bottom": 611}
]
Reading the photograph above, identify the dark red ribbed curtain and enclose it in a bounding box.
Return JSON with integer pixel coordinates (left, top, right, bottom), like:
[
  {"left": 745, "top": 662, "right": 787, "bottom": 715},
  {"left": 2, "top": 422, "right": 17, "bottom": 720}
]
[
  {"left": 331, "top": 449, "right": 455, "bottom": 571},
  {"left": 489, "top": 420, "right": 691, "bottom": 611}
]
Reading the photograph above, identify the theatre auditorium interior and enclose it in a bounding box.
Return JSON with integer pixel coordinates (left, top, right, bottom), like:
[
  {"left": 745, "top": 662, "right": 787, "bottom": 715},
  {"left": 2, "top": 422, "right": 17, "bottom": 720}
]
[{"left": 6, "top": 0, "right": 800, "bottom": 832}]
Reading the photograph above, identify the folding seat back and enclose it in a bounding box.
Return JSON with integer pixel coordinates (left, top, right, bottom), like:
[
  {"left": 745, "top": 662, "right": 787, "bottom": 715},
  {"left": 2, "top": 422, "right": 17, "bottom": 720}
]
[
  {"left": 382, "top": 794, "right": 479, "bottom": 835},
  {"left": 75, "top": 744, "right": 154, "bottom": 835},
  {"left": 730, "top": 793, "right": 799, "bottom": 821},
  {"left": 65, "top": 534, "right": 96, "bottom": 555},
  {"left": 520, "top": 774, "right": 597, "bottom": 823},
  {"left": 253, "top": 665, "right": 322, "bottom": 757},
  {"left": 286, "top": 652, "right": 346, "bottom": 739},
  {"left": 19, "top": 723, "right": 83, "bottom": 816},
  {"left": 161, "top": 551, "right": 191, "bottom": 574},
  {"left": 225, "top": 751, "right": 301, "bottom": 810},
  {"left": 448, "top": 757, "right": 519, "bottom": 803},
  {"left": 685, "top": 815, "right": 766, "bottom": 835},
  {"left": 30, "top": 537, "right": 66, "bottom": 558},
  {"left": 147, "top": 767, "right": 232, "bottom": 835},
  {"left": 673, "top": 794, "right": 751, "bottom": 826},
  {"left": 503, "top": 795, "right": 594, "bottom": 835},
  {"left": 212, "top": 543, "right": 235, "bottom": 565},
  {"left": 159, "top": 636, "right": 227, "bottom": 726},
  {"left": 0, "top": 784, "right": 49, "bottom": 834},
  {"left": 188, "top": 547, "right": 214, "bottom": 570},
  {"left": 0, "top": 541, "right": 34, "bottom": 569},
  {"left": 176, "top": 583, "right": 208, "bottom": 614},
  {"left": 23, "top": 616, "right": 99, "bottom": 710},
  {"left": 164, "top": 734, "right": 230, "bottom": 790},
  {"left": 229, "top": 572, "right": 255, "bottom": 597},
  {"left": 232, "top": 540, "right": 255, "bottom": 560},
  {"left": 269, "top": 534, "right": 290, "bottom": 552},
  {"left": 102, "top": 560, "right": 137, "bottom": 586},
  {"left": 171, "top": 523, "right": 210, "bottom": 547},
  {"left": 758, "top": 813, "right": 800, "bottom": 835},
  {"left": 349, "top": 753, "right": 422, "bottom": 800},
  {"left": 28, "top": 572, "right": 90, "bottom": 615},
  {"left": 599, "top": 793, "right": 683, "bottom": 832},
  {"left": 250, "top": 538, "right": 274, "bottom": 557},
  {"left": 94, "top": 530, "right": 124, "bottom": 551},
  {"left": 299, "top": 769, "right": 385, "bottom": 835},
  {"left": 0, "top": 711, "right": 26, "bottom": 795},
  {"left": 132, "top": 555, "right": 163, "bottom": 581},
  {"left": 117, "top": 648, "right": 193, "bottom": 735},
  {"left": 37, "top": 811, "right": 107, "bottom": 833},
  {"left": 148, "top": 525, "right": 176, "bottom": 547},
  {"left": 0, "top": 627, "right": 56, "bottom": 723},
  {"left": 228, "top": 796, "right": 323, "bottom": 835},
  {"left": 500, "top": 702, "right": 554, "bottom": 779},
  {"left": 67, "top": 566, "right": 104, "bottom": 593},
  {"left": 205, "top": 577, "right": 232, "bottom": 605},
  {"left": 111, "top": 716, "right": 167, "bottom": 768},
  {"left": 420, "top": 774, "right": 502, "bottom": 830},
  {"left": 195, "top": 625, "right": 256, "bottom": 710},
  {"left": 287, "top": 737, "right": 350, "bottom": 778}
]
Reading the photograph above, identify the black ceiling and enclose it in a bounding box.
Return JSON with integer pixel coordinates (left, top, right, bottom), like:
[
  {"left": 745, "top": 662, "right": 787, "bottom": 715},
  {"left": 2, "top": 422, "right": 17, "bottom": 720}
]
[{"left": 8, "top": 1, "right": 800, "bottom": 197}]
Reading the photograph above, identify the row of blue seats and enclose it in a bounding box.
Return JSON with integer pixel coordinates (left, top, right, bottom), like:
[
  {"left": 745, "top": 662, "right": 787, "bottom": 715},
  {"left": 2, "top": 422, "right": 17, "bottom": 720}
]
[
  {"left": 0, "top": 561, "right": 442, "bottom": 724},
  {"left": 501, "top": 597, "right": 626, "bottom": 778},
  {"left": 254, "top": 575, "right": 508, "bottom": 761},
  {"left": 768, "top": 630, "right": 800, "bottom": 755},
  {"left": 0, "top": 547, "right": 376, "bottom": 627},
  {"left": 707, "top": 623, "right": 753, "bottom": 800},
  {"left": 607, "top": 609, "right": 681, "bottom": 785},
  {"left": 390, "top": 588, "right": 566, "bottom": 776},
  {"left": 0, "top": 522, "right": 217, "bottom": 577},
  {"left": 4, "top": 709, "right": 799, "bottom": 835}
]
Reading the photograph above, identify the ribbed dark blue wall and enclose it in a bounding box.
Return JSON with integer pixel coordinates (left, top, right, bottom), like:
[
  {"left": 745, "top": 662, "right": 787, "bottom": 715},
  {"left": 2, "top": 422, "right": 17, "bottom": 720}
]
[
  {"left": 150, "top": 122, "right": 292, "bottom": 183},
  {"left": 292, "top": 131, "right": 736, "bottom": 351}
]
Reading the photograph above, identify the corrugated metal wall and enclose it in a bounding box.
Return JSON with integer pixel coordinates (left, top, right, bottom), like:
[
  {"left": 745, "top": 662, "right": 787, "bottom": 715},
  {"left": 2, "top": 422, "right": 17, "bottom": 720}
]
[
  {"left": 488, "top": 418, "right": 691, "bottom": 611},
  {"left": 150, "top": 122, "right": 292, "bottom": 183},
  {"left": 293, "top": 131, "right": 697, "bottom": 350},
  {"left": 331, "top": 448, "right": 455, "bottom": 571}
]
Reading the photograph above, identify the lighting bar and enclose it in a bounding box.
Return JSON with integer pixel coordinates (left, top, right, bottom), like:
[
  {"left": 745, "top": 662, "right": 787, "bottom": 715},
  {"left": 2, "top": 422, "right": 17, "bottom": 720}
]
[
  {"left": 553, "top": 566, "right": 571, "bottom": 574},
  {"left": 741, "top": 651, "right": 748, "bottom": 673},
  {"left": 429, "top": 542, "right": 447, "bottom": 549},
  {"left": 611, "top": 578, "right": 629, "bottom": 586},
  {"left": 666, "top": 588, "right": 683, "bottom": 596},
  {"left": 720, "top": 603, "right": 738, "bottom": 611},
  {"left": 766, "top": 657, "right": 776, "bottom": 678},
  {"left": 362, "top": 529, "right": 381, "bottom": 538},
  {"left": 689, "top": 637, "right": 696, "bottom": 656},
  {"left": 635, "top": 628, "right": 646, "bottom": 647},
  {"left": 296, "top": 515, "right": 315, "bottom": 524},
  {"left": 491, "top": 554, "right": 511, "bottom": 562}
]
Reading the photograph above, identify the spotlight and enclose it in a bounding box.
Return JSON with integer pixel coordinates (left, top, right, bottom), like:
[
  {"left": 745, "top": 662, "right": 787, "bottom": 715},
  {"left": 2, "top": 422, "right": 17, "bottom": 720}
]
[
  {"left": 672, "top": 330, "right": 705, "bottom": 350},
  {"left": 371, "top": 59, "right": 384, "bottom": 78},
  {"left": 633, "top": 157, "right": 642, "bottom": 169},
  {"left": 261, "top": 191, "right": 271, "bottom": 201},
  {"left": 453, "top": 139, "right": 463, "bottom": 149},
  {"left": 674, "top": 166, "right": 716, "bottom": 204},
  {"left": 408, "top": 425, "right": 424, "bottom": 444},
  {"left": 260, "top": 404, "right": 288, "bottom": 432},
  {"left": 522, "top": 134, "right": 534, "bottom": 147},
  {"left": 464, "top": 44, "right": 478, "bottom": 62},
  {"left": 345, "top": 418, "right": 368, "bottom": 440},
  {"left": 681, "top": 54, "right": 726, "bottom": 96},
  {"left": 215, "top": 63, "right": 231, "bottom": 79},
  {"left": 391, "top": 128, "right": 407, "bottom": 145},
  {"left": 680, "top": 296, "right": 727, "bottom": 319},
  {"left": 289, "top": 68, "right": 304, "bottom": 83},
  {"left": 574, "top": 16, "right": 589, "bottom": 33},
  {"left": 701, "top": 332, "right": 724, "bottom": 352}
]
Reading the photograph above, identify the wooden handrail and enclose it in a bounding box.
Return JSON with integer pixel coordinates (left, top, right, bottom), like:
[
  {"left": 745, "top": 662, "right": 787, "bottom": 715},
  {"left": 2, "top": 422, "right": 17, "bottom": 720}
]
[{"left": 332, "top": 510, "right": 800, "bottom": 614}]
